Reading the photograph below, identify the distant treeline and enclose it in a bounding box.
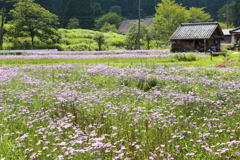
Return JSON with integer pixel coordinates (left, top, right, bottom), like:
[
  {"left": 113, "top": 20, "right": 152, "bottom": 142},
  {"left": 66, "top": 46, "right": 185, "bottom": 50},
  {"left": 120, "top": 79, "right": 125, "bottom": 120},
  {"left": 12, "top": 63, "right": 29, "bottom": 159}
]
[{"left": 0, "top": 0, "right": 235, "bottom": 29}]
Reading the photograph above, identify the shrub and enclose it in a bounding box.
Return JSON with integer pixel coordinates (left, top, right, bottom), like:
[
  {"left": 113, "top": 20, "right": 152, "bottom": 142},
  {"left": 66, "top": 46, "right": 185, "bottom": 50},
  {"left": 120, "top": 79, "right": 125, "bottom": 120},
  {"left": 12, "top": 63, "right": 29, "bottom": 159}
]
[
  {"left": 107, "top": 39, "right": 125, "bottom": 48},
  {"left": 170, "top": 43, "right": 178, "bottom": 52},
  {"left": 136, "top": 77, "right": 158, "bottom": 92},
  {"left": 93, "top": 33, "right": 105, "bottom": 51},
  {"left": 174, "top": 54, "right": 197, "bottom": 61}
]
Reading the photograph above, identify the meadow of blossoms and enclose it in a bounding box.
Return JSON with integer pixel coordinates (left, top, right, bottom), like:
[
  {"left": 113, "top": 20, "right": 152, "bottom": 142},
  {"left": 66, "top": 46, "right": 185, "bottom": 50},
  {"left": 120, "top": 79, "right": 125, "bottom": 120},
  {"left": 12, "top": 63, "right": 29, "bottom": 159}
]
[
  {"left": 0, "top": 51, "right": 239, "bottom": 159},
  {"left": 21, "top": 50, "right": 170, "bottom": 55},
  {"left": 1, "top": 49, "right": 206, "bottom": 60}
]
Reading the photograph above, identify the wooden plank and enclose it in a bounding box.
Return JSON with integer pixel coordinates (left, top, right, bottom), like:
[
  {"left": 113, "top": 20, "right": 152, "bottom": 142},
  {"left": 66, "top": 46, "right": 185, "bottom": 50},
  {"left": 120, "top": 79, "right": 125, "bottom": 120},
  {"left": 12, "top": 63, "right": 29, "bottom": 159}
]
[{"left": 204, "top": 39, "right": 206, "bottom": 52}]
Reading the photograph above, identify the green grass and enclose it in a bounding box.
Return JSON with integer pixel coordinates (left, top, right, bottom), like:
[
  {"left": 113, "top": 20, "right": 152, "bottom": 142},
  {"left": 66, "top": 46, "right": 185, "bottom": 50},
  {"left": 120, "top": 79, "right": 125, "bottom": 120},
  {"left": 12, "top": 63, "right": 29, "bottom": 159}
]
[
  {"left": 0, "top": 53, "right": 239, "bottom": 67},
  {"left": 3, "top": 27, "right": 170, "bottom": 51}
]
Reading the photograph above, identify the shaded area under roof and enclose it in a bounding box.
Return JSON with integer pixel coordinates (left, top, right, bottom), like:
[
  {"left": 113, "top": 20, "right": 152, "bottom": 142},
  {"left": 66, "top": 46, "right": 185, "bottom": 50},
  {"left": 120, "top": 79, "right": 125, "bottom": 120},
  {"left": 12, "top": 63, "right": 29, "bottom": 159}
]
[
  {"left": 170, "top": 22, "right": 224, "bottom": 40},
  {"left": 118, "top": 18, "right": 153, "bottom": 34}
]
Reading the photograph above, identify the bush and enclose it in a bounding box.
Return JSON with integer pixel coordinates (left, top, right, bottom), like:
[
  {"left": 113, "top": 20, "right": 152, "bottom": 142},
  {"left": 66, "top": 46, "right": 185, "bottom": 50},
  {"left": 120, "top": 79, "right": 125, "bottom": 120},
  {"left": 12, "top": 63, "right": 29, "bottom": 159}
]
[
  {"left": 136, "top": 77, "right": 158, "bottom": 92},
  {"left": 174, "top": 54, "right": 197, "bottom": 61},
  {"left": 93, "top": 33, "right": 105, "bottom": 51},
  {"left": 107, "top": 39, "right": 125, "bottom": 48},
  {"left": 170, "top": 43, "right": 179, "bottom": 52},
  {"left": 3, "top": 43, "right": 64, "bottom": 51}
]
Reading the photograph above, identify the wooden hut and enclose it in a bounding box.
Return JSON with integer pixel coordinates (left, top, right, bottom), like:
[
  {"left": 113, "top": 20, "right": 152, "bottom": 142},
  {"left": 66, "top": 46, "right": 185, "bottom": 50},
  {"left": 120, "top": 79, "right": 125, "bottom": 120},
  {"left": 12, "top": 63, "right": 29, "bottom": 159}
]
[
  {"left": 170, "top": 22, "right": 225, "bottom": 52},
  {"left": 230, "top": 27, "right": 240, "bottom": 43},
  {"left": 221, "top": 29, "right": 232, "bottom": 44}
]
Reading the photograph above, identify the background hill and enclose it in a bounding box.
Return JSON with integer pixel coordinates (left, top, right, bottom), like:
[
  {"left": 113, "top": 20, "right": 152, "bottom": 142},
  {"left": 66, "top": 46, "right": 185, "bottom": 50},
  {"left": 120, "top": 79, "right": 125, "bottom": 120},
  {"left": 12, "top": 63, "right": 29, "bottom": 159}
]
[{"left": 1, "top": 0, "right": 235, "bottom": 29}]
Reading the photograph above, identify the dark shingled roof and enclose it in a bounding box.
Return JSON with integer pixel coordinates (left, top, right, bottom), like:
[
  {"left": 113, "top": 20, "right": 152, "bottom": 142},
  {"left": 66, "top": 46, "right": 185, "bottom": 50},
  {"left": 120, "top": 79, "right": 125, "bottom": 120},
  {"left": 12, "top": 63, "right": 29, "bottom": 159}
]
[
  {"left": 118, "top": 18, "right": 153, "bottom": 34},
  {"left": 170, "top": 22, "right": 224, "bottom": 40}
]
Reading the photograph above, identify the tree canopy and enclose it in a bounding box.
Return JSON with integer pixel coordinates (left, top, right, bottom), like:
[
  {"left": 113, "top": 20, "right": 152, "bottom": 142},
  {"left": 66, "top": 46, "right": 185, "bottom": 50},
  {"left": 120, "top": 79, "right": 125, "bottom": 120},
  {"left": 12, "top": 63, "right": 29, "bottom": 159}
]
[
  {"left": 66, "top": 17, "right": 80, "bottom": 29},
  {"left": 94, "top": 12, "right": 122, "bottom": 31},
  {"left": 0, "top": 0, "right": 238, "bottom": 30},
  {"left": 152, "top": 0, "right": 212, "bottom": 42},
  {"left": 125, "top": 22, "right": 151, "bottom": 50},
  {"left": 152, "top": 0, "right": 189, "bottom": 42},
  {"left": 62, "top": 0, "right": 94, "bottom": 29},
  {"left": 8, "top": 1, "right": 60, "bottom": 45}
]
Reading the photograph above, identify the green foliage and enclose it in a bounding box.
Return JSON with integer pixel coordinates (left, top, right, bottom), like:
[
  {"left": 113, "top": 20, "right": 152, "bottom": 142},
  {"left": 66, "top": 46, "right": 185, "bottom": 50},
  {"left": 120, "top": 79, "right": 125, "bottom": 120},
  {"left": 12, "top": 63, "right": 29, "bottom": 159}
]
[
  {"left": 66, "top": 17, "right": 80, "bottom": 29},
  {"left": 187, "top": 7, "right": 213, "bottom": 23},
  {"left": 109, "top": 5, "right": 122, "bottom": 16},
  {"left": 57, "top": 28, "right": 126, "bottom": 51},
  {"left": 8, "top": 2, "right": 60, "bottom": 45},
  {"left": 217, "top": 1, "right": 235, "bottom": 27},
  {"left": 152, "top": 0, "right": 189, "bottom": 42},
  {"left": 100, "top": 22, "right": 119, "bottom": 33},
  {"left": 107, "top": 39, "right": 125, "bottom": 48},
  {"left": 62, "top": 0, "right": 94, "bottom": 29},
  {"left": 125, "top": 22, "right": 151, "bottom": 50},
  {"left": 93, "top": 33, "right": 105, "bottom": 51},
  {"left": 218, "top": 22, "right": 234, "bottom": 29},
  {"left": 170, "top": 43, "right": 178, "bottom": 52},
  {"left": 232, "top": 0, "right": 240, "bottom": 27},
  {"left": 34, "top": 0, "right": 54, "bottom": 13},
  {"left": 94, "top": 12, "right": 122, "bottom": 31},
  {"left": 93, "top": 2, "right": 104, "bottom": 18},
  {"left": 152, "top": 0, "right": 213, "bottom": 42},
  {"left": 173, "top": 54, "right": 197, "bottom": 61}
]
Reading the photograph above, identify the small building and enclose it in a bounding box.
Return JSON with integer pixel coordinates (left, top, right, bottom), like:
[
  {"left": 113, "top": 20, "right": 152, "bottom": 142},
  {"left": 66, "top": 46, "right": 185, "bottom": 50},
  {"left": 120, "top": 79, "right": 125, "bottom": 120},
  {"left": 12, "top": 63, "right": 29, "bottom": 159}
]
[
  {"left": 230, "top": 27, "right": 240, "bottom": 50},
  {"left": 170, "top": 22, "right": 225, "bottom": 52},
  {"left": 221, "top": 29, "right": 232, "bottom": 44},
  {"left": 118, "top": 18, "right": 153, "bottom": 35},
  {"left": 230, "top": 27, "right": 240, "bottom": 43}
]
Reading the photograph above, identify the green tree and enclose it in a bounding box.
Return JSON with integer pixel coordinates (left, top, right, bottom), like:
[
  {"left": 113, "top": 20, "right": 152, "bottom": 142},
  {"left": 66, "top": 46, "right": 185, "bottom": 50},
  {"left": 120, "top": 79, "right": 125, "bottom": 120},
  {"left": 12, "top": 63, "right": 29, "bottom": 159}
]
[
  {"left": 232, "top": 0, "right": 240, "bottom": 27},
  {"left": 152, "top": 0, "right": 189, "bottom": 42},
  {"left": 218, "top": 22, "right": 234, "bottom": 29},
  {"left": 95, "top": 12, "right": 122, "bottom": 31},
  {"left": 120, "top": 0, "right": 130, "bottom": 17},
  {"left": 93, "top": 2, "right": 103, "bottom": 18},
  {"left": 125, "top": 22, "right": 151, "bottom": 50},
  {"left": 63, "top": 0, "right": 94, "bottom": 29},
  {"left": 8, "top": 1, "right": 60, "bottom": 45},
  {"left": 109, "top": 5, "right": 122, "bottom": 16},
  {"left": 187, "top": 7, "right": 212, "bottom": 23},
  {"left": 93, "top": 33, "right": 105, "bottom": 51},
  {"left": 34, "top": 0, "right": 54, "bottom": 14},
  {"left": 217, "top": 1, "right": 235, "bottom": 28},
  {"left": 100, "top": 22, "right": 119, "bottom": 33},
  {"left": 66, "top": 17, "right": 79, "bottom": 29},
  {"left": 0, "top": 0, "right": 28, "bottom": 49}
]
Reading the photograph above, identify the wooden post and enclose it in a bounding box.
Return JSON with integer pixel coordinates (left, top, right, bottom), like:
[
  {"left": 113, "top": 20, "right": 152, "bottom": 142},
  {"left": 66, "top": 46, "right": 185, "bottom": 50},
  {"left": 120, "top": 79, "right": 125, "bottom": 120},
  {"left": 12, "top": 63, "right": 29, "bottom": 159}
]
[
  {"left": 204, "top": 39, "right": 206, "bottom": 52},
  {"left": 231, "top": 34, "right": 235, "bottom": 43},
  {"left": 193, "top": 40, "right": 195, "bottom": 51},
  {"left": 218, "top": 39, "right": 220, "bottom": 51},
  {"left": 210, "top": 51, "right": 212, "bottom": 61}
]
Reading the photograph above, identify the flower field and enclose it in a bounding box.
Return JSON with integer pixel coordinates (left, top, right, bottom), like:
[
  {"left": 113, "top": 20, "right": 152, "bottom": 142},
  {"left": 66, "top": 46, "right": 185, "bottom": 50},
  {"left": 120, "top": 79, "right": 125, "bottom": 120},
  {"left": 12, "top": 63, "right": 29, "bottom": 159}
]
[{"left": 0, "top": 51, "right": 240, "bottom": 160}]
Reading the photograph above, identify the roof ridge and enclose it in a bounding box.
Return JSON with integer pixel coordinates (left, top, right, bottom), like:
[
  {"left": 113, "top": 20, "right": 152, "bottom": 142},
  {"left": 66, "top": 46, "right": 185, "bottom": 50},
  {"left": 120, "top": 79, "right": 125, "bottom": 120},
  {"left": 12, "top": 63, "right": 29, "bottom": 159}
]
[
  {"left": 181, "top": 22, "right": 218, "bottom": 26},
  {"left": 230, "top": 27, "right": 240, "bottom": 32}
]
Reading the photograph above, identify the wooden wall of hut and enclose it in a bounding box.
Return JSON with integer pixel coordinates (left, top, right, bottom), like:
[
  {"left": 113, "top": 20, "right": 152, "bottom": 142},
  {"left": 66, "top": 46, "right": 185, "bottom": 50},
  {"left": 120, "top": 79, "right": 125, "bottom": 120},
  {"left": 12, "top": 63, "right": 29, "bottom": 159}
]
[{"left": 174, "top": 40, "right": 194, "bottom": 52}]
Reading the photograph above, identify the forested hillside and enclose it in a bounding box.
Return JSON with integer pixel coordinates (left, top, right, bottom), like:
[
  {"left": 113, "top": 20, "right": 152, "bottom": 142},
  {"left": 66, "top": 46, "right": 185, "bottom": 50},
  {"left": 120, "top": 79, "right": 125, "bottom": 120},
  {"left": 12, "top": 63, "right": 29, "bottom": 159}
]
[{"left": 0, "top": 0, "right": 237, "bottom": 29}]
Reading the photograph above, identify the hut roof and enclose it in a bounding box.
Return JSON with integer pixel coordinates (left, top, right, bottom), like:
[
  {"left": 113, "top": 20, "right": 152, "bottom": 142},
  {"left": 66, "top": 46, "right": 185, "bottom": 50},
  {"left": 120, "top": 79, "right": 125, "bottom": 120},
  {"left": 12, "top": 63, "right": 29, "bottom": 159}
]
[
  {"left": 170, "top": 22, "right": 224, "bottom": 40},
  {"left": 222, "top": 29, "right": 232, "bottom": 36},
  {"left": 230, "top": 27, "right": 240, "bottom": 34},
  {"left": 118, "top": 18, "right": 153, "bottom": 34}
]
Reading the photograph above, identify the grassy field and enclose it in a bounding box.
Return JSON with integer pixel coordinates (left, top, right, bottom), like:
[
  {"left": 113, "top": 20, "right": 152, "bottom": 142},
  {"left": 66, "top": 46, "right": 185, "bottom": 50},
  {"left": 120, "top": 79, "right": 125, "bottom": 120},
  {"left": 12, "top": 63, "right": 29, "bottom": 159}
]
[
  {"left": 0, "top": 51, "right": 240, "bottom": 159},
  {"left": 2, "top": 28, "right": 167, "bottom": 51}
]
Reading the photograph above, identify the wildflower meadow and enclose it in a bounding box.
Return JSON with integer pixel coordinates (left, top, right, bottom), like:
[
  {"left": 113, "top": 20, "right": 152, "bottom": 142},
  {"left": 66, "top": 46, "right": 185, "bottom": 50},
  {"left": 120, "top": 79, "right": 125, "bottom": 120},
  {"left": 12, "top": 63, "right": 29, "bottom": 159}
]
[{"left": 0, "top": 50, "right": 239, "bottom": 160}]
